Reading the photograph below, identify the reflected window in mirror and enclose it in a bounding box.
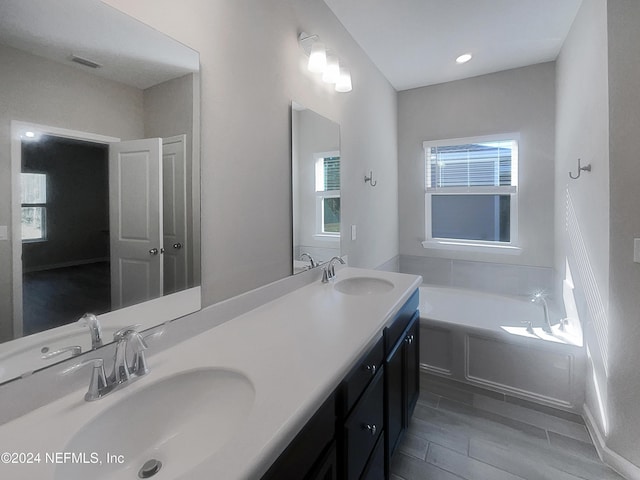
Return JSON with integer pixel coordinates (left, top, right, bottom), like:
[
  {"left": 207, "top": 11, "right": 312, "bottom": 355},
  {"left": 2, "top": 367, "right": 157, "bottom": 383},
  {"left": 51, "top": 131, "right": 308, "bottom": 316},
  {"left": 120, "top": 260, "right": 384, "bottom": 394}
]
[
  {"left": 21, "top": 173, "right": 48, "bottom": 242},
  {"left": 315, "top": 153, "right": 340, "bottom": 236}
]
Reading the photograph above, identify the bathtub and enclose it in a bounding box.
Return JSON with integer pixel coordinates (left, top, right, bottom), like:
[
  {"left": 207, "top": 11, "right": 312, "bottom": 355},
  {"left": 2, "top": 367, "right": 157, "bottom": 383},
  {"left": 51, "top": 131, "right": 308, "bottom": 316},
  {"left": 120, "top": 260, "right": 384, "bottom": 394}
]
[{"left": 419, "top": 285, "right": 586, "bottom": 410}]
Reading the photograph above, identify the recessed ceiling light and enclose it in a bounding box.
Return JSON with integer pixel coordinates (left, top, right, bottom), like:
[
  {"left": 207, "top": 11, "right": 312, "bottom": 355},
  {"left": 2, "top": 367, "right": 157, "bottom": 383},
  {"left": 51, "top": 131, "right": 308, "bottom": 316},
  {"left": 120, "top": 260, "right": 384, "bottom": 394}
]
[
  {"left": 456, "top": 53, "right": 472, "bottom": 64},
  {"left": 24, "top": 131, "right": 36, "bottom": 138}
]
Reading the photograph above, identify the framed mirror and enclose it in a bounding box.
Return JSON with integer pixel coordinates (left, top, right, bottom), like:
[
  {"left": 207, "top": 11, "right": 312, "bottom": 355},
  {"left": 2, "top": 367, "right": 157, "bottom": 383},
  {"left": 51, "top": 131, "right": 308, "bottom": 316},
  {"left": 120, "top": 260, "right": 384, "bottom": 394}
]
[
  {"left": 291, "top": 102, "right": 341, "bottom": 274},
  {"left": 0, "top": 0, "right": 201, "bottom": 383}
]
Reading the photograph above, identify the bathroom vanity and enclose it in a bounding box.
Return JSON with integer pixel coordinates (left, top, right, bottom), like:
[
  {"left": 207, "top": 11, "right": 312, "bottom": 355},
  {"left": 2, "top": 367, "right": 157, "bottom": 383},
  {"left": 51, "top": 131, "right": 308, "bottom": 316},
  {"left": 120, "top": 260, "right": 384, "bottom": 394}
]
[{"left": 0, "top": 267, "right": 421, "bottom": 480}]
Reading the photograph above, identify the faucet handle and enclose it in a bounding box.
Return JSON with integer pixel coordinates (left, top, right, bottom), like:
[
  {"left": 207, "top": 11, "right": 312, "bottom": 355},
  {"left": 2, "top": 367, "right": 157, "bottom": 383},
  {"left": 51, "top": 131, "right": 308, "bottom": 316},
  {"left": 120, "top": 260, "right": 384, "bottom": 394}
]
[
  {"left": 42, "top": 345, "right": 82, "bottom": 360},
  {"left": 113, "top": 324, "right": 143, "bottom": 342},
  {"left": 62, "top": 358, "right": 108, "bottom": 402}
]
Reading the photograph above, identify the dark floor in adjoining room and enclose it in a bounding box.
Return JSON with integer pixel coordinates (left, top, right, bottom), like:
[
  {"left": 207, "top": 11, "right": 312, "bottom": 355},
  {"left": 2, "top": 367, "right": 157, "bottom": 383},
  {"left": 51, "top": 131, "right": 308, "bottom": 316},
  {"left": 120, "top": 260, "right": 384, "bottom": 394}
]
[
  {"left": 390, "top": 373, "right": 624, "bottom": 480},
  {"left": 22, "top": 262, "right": 111, "bottom": 335}
]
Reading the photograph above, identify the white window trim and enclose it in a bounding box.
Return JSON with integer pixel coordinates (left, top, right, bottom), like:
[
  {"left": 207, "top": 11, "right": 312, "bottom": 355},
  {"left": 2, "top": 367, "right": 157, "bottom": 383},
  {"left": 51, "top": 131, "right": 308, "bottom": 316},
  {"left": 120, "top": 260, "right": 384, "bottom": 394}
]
[
  {"left": 314, "top": 151, "right": 340, "bottom": 238},
  {"left": 20, "top": 172, "right": 48, "bottom": 244},
  {"left": 422, "top": 133, "right": 521, "bottom": 254}
]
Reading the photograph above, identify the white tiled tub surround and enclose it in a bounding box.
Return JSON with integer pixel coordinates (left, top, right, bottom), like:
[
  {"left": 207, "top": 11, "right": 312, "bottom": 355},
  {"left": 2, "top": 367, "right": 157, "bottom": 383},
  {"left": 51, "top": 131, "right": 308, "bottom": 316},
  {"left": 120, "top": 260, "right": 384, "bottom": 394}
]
[
  {"left": 418, "top": 285, "right": 586, "bottom": 412},
  {"left": 398, "top": 254, "right": 554, "bottom": 298}
]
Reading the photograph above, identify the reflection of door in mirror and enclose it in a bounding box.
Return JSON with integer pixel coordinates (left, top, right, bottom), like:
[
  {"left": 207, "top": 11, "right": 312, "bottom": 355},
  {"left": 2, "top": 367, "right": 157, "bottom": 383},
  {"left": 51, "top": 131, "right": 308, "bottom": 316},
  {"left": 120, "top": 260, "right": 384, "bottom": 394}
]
[
  {"left": 19, "top": 129, "right": 188, "bottom": 336},
  {"left": 291, "top": 103, "right": 341, "bottom": 274}
]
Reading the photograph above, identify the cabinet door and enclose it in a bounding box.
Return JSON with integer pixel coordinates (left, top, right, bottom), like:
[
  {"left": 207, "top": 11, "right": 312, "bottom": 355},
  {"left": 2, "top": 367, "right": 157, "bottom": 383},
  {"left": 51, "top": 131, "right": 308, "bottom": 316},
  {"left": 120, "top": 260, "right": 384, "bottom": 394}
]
[
  {"left": 344, "top": 369, "right": 384, "bottom": 480},
  {"left": 385, "top": 339, "right": 404, "bottom": 459},
  {"left": 308, "top": 443, "right": 338, "bottom": 480},
  {"left": 404, "top": 313, "right": 420, "bottom": 426}
]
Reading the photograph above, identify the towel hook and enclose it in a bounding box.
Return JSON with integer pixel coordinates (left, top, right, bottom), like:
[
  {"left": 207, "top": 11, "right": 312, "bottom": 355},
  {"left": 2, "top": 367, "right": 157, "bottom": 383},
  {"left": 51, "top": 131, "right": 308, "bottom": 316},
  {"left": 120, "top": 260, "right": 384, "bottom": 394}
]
[
  {"left": 364, "top": 171, "right": 377, "bottom": 187},
  {"left": 569, "top": 158, "right": 591, "bottom": 179}
]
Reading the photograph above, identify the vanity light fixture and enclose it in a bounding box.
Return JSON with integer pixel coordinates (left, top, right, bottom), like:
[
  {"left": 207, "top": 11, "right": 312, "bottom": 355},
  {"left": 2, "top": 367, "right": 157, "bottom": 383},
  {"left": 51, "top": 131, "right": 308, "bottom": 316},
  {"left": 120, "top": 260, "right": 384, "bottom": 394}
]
[
  {"left": 335, "top": 66, "right": 352, "bottom": 93},
  {"left": 298, "top": 32, "right": 352, "bottom": 92},
  {"left": 456, "top": 53, "right": 473, "bottom": 64},
  {"left": 308, "top": 41, "right": 327, "bottom": 73},
  {"left": 322, "top": 52, "right": 340, "bottom": 84}
]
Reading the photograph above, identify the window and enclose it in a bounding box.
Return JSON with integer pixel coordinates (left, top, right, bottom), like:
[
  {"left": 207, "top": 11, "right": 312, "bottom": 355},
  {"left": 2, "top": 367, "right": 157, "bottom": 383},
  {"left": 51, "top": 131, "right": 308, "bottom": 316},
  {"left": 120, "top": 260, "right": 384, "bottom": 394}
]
[
  {"left": 21, "top": 173, "right": 47, "bottom": 242},
  {"left": 315, "top": 152, "right": 340, "bottom": 236},
  {"left": 423, "top": 134, "right": 519, "bottom": 251}
]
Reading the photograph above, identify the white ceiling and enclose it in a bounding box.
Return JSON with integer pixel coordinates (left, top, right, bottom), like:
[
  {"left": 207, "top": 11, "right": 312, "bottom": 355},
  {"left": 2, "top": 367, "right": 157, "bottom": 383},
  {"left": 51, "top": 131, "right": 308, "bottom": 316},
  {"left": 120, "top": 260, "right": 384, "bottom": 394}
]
[
  {"left": 323, "top": 0, "right": 583, "bottom": 91},
  {"left": 0, "top": 0, "right": 199, "bottom": 89}
]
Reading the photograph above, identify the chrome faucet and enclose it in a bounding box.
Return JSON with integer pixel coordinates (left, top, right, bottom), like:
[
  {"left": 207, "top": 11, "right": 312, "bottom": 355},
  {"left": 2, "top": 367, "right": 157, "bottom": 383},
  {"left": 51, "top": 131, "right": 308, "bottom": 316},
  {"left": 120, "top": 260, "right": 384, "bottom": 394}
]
[
  {"left": 300, "top": 252, "right": 317, "bottom": 269},
  {"left": 321, "top": 256, "right": 345, "bottom": 283},
  {"left": 64, "top": 325, "right": 150, "bottom": 401},
  {"left": 80, "top": 312, "right": 103, "bottom": 349},
  {"left": 530, "top": 293, "right": 552, "bottom": 334}
]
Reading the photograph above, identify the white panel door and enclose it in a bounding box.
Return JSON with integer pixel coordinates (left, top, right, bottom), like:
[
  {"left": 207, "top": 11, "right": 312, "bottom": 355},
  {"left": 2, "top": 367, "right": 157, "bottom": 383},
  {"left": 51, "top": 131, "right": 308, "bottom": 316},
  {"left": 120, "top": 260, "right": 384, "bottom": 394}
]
[
  {"left": 162, "top": 135, "right": 188, "bottom": 294},
  {"left": 109, "top": 138, "right": 163, "bottom": 309}
]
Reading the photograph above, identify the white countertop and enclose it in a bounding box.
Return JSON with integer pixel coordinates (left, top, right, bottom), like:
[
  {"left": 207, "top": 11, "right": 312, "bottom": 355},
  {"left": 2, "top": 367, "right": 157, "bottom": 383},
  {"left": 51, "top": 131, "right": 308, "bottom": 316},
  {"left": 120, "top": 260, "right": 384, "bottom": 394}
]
[{"left": 0, "top": 267, "right": 421, "bottom": 480}]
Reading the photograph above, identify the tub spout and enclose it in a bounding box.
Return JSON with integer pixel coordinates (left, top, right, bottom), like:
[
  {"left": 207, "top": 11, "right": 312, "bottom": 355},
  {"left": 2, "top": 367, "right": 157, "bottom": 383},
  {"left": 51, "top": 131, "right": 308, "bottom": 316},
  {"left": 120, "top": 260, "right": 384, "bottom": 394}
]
[{"left": 530, "top": 293, "right": 552, "bottom": 334}]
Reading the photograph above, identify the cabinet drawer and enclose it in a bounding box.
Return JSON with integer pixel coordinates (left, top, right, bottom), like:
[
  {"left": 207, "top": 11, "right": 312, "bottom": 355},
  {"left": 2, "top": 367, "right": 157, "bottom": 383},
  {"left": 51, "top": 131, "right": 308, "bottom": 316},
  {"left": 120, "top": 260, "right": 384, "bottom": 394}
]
[
  {"left": 342, "top": 336, "right": 384, "bottom": 413},
  {"left": 344, "top": 368, "right": 384, "bottom": 480}
]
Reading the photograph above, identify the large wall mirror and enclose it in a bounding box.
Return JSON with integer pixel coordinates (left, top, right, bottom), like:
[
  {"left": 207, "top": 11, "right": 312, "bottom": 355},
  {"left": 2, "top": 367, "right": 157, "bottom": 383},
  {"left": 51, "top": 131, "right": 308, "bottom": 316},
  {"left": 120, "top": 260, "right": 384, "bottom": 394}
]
[
  {"left": 0, "top": 0, "right": 201, "bottom": 383},
  {"left": 291, "top": 102, "right": 342, "bottom": 274}
]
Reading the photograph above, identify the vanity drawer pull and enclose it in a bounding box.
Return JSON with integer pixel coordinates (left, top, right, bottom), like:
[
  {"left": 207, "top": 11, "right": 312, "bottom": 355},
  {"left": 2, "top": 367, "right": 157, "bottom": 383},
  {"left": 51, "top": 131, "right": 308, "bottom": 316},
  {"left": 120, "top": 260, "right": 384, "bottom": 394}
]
[
  {"left": 364, "top": 364, "right": 377, "bottom": 376},
  {"left": 363, "top": 423, "right": 377, "bottom": 436}
]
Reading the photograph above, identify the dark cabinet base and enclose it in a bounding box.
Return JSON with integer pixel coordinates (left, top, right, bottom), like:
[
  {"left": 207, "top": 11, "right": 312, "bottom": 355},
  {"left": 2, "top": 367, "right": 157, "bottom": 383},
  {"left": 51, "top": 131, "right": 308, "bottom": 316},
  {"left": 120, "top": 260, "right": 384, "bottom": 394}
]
[{"left": 262, "top": 290, "right": 420, "bottom": 480}]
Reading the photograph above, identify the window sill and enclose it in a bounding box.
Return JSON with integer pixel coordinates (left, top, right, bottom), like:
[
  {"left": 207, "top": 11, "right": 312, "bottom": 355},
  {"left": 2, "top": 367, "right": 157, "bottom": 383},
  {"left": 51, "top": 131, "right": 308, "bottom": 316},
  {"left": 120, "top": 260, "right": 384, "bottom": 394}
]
[
  {"left": 421, "top": 239, "right": 522, "bottom": 255},
  {"left": 313, "top": 234, "right": 340, "bottom": 242}
]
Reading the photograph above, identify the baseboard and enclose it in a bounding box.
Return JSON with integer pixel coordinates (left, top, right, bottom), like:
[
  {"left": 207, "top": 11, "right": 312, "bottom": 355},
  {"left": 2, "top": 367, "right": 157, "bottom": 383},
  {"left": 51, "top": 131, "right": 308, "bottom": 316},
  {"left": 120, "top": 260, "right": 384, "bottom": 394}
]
[
  {"left": 583, "top": 404, "right": 640, "bottom": 480},
  {"left": 23, "top": 257, "right": 109, "bottom": 273}
]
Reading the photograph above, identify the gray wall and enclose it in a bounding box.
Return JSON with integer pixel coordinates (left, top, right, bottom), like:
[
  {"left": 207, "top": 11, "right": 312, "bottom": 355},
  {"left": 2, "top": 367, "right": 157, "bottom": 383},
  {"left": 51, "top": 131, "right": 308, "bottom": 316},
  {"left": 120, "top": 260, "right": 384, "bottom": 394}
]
[
  {"left": 556, "top": 0, "right": 640, "bottom": 472},
  {"left": 104, "top": 0, "right": 400, "bottom": 304},
  {"left": 554, "top": 0, "right": 610, "bottom": 457},
  {"left": 144, "top": 73, "right": 199, "bottom": 287},
  {"left": 607, "top": 0, "right": 640, "bottom": 469},
  {"left": 398, "top": 63, "right": 556, "bottom": 269},
  {"left": 0, "top": 44, "right": 145, "bottom": 341}
]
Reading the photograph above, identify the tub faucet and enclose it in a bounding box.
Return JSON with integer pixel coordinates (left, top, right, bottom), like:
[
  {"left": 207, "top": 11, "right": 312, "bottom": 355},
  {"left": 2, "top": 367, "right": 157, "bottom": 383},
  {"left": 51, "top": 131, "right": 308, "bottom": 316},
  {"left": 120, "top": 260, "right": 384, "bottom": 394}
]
[
  {"left": 322, "top": 256, "right": 345, "bottom": 283},
  {"left": 530, "top": 293, "right": 552, "bottom": 334}
]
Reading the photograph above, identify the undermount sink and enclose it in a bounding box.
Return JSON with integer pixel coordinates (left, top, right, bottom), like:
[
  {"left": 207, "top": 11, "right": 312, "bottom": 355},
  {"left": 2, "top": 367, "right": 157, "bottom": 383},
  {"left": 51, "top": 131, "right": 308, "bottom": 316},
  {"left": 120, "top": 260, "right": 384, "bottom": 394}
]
[
  {"left": 56, "top": 368, "right": 255, "bottom": 480},
  {"left": 334, "top": 277, "right": 395, "bottom": 295}
]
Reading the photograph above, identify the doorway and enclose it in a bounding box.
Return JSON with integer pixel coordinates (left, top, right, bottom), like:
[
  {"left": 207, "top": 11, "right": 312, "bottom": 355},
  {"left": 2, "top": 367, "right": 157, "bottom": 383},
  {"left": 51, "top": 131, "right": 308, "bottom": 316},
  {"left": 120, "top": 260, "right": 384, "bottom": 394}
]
[{"left": 21, "top": 134, "right": 110, "bottom": 334}]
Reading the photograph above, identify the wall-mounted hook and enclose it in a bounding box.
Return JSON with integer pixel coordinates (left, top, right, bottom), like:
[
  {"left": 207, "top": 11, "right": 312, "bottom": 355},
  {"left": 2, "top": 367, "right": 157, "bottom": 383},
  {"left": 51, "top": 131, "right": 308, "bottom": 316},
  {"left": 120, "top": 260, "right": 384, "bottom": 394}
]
[
  {"left": 569, "top": 158, "right": 591, "bottom": 179},
  {"left": 364, "top": 171, "right": 377, "bottom": 187}
]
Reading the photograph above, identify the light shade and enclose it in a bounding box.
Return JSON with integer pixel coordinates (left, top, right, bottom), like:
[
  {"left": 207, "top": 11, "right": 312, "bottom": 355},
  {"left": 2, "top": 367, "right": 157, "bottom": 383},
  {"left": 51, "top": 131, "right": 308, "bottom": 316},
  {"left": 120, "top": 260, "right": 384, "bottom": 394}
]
[
  {"left": 335, "top": 67, "right": 352, "bottom": 93},
  {"left": 308, "top": 42, "right": 327, "bottom": 73},
  {"left": 322, "top": 53, "right": 340, "bottom": 84}
]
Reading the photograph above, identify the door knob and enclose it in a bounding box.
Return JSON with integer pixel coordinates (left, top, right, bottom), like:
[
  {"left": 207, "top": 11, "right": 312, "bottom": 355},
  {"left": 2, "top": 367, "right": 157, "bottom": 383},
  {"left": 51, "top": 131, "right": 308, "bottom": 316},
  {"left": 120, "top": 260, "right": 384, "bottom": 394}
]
[
  {"left": 149, "top": 248, "right": 159, "bottom": 255},
  {"left": 173, "top": 243, "right": 183, "bottom": 250}
]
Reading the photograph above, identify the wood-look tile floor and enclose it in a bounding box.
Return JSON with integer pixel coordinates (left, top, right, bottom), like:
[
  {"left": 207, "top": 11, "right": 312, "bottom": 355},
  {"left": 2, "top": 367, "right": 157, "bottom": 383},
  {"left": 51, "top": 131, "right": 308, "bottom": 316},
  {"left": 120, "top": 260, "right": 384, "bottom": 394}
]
[{"left": 390, "top": 373, "right": 625, "bottom": 480}]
